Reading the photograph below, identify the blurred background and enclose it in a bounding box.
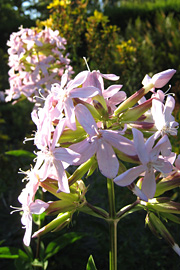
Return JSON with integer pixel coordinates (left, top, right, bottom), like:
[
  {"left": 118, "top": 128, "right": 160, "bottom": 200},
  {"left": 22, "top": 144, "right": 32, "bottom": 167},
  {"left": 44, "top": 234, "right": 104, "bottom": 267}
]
[{"left": 0, "top": 0, "right": 180, "bottom": 269}]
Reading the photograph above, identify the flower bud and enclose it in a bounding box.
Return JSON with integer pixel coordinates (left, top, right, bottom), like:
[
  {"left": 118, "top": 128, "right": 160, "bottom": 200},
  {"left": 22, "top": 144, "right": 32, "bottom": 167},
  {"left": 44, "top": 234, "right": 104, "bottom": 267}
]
[
  {"left": 121, "top": 98, "right": 153, "bottom": 122},
  {"left": 155, "top": 172, "right": 180, "bottom": 197},
  {"left": 151, "top": 69, "right": 176, "bottom": 88},
  {"left": 32, "top": 212, "right": 72, "bottom": 238},
  {"left": 147, "top": 212, "right": 180, "bottom": 256}
]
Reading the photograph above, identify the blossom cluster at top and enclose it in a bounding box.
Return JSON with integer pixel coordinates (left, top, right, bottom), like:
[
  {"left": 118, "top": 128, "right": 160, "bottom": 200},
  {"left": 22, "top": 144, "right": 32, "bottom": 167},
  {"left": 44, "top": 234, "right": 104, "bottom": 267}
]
[
  {"left": 12, "top": 67, "right": 180, "bottom": 249},
  {"left": 5, "top": 27, "right": 73, "bottom": 102}
]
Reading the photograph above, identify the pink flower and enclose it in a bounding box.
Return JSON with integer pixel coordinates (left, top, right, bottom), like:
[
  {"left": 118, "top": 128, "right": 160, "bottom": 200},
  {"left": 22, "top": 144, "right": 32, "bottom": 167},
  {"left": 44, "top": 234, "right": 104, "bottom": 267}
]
[
  {"left": 35, "top": 119, "right": 80, "bottom": 193},
  {"left": 11, "top": 189, "right": 49, "bottom": 246},
  {"left": 47, "top": 71, "right": 99, "bottom": 130},
  {"left": 82, "top": 70, "right": 126, "bottom": 113},
  {"left": 143, "top": 69, "right": 176, "bottom": 89},
  {"left": 5, "top": 27, "right": 73, "bottom": 102},
  {"left": 70, "top": 104, "right": 136, "bottom": 178},
  {"left": 114, "top": 128, "right": 173, "bottom": 199},
  {"left": 152, "top": 95, "right": 179, "bottom": 138}
]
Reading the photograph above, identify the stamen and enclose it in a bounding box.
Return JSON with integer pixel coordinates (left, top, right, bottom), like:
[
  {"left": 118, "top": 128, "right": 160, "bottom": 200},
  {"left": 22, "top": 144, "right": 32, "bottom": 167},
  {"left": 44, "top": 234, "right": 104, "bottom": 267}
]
[
  {"left": 10, "top": 205, "right": 22, "bottom": 214},
  {"left": 83, "top": 57, "right": 90, "bottom": 72},
  {"left": 164, "top": 85, "right": 175, "bottom": 97},
  {"left": 23, "top": 137, "right": 34, "bottom": 144}
]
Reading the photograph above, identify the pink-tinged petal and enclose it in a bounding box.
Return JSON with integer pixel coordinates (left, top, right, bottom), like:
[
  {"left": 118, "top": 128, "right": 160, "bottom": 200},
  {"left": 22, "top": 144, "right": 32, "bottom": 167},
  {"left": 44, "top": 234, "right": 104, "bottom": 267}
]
[
  {"left": 101, "top": 130, "right": 136, "bottom": 156},
  {"left": 96, "top": 140, "right": 119, "bottom": 178},
  {"left": 53, "top": 147, "right": 80, "bottom": 164},
  {"left": 69, "top": 138, "right": 97, "bottom": 164},
  {"left": 83, "top": 71, "right": 103, "bottom": 91},
  {"left": 145, "top": 133, "right": 156, "bottom": 154},
  {"left": 142, "top": 74, "right": 151, "bottom": 86},
  {"left": 114, "top": 165, "right": 145, "bottom": 186},
  {"left": 60, "top": 71, "right": 68, "bottom": 88},
  {"left": 160, "top": 137, "right": 172, "bottom": 157},
  {"left": 132, "top": 128, "right": 149, "bottom": 164},
  {"left": 151, "top": 69, "right": 176, "bottom": 88},
  {"left": 103, "top": 85, "right": 123, "bottom": 98},
  {"left": 101, "top": 73, "right": 119, "bottom": 81},
  {"left": 131, "top": 185, "right": 148, "bottom": 201},
  {"left": 69, "top": 86, "right": 100, "bottom": 98},
  {"left": 141, "top": 170, "right": 156, "bottom": 199},
  {"left": 164, "top": 95, "right": 175, "bottom": 123},
  {"left": 51, "top": 119, "right": 66, "bottom": 149},
  {"left": 75, "top": 104, "right": 97, "bottom": 136},
  {"left": 67, "top": 70, "right": 89, "bottom": 90},
  {"left": 175, "top": 155, "right": 180, "bottom": 170},
  {"left": 152, "top": 99, "right": 165, "bottom": 131},
  {"left": 53, "top": 159, "right": 70, "bottom": 193},
  {"left": 23, "top": 214, "right": 32, "bottom": 246},
  {"left": 30, "top": 199, "right": 49, "bottom": 214},
  {"left": 108, "top": 91, "right": 126, "bottom": 105},
  {"left": 164, "top": 152, "right": 176, "bottom": 165},
  {"left": 39, "top": 160, "right": 51, "bottom": 181},
  {"left": 150, "top": 135, "right": 169, "bottom": 160},
  {"left": 152, "top": 90, "right": 165, "bottom": 102},
  {"left": 64, "top": 97, "right": 76, "bottom": 130},
  {"left": 18, "top": 190, "right": 30, "bottom": 206},
  {"left": 154, "top": 158, "right": 173, "bottom": 174}
]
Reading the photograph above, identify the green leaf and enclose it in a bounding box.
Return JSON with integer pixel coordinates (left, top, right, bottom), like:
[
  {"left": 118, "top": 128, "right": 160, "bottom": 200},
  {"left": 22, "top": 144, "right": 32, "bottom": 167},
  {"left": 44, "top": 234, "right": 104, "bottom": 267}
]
[
  {"left": 45, "top": 232, "right": 84, "bottom": 260},
  {"left": 5, "top": 150, "right": 35, "bottom": 158},
  {"left": 0, "top": 247, "right": 19, "bottom": 259},
  {"left": 31, "top": 259, "right": 44, "bottom": 267},
  {"left": 86, "top": 255, "right": 97, "bottom": 270},
  {"left": 0, "top": 246, "right": 28, "bottom": 260}
]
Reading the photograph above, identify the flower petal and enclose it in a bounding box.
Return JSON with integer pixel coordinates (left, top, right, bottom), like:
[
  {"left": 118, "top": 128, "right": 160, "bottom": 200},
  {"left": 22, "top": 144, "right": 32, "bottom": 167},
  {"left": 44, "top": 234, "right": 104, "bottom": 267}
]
[
  {"left": 141, "top": 170, "right": 156, "bottom": 199},
  {"left": 23, "top": 214, "right": 32, "bottom": 246},
  {"left": 64, "top": 97, "right": 76, "bottom": 130},
  {"left": 103, "top": 85, "right": 123, "bottom": 98},
  {"left": 132, "top": 128, "right": 149, "bottom": 164},
  {"left": 67, "top": 70, "right": 89, "bottom": 90},
  {"left": 114, "top": 165, "right": 145, "bottom": 186},
  {"left": 69, "top": 137, "right": 97, "bottom": 164},
  {"left": 53, "top": 159, "right": 70, "bottom": 193},
  {"left": 53, "top": 147, "right": 80, "bottom": 164},
  {"left": 69, "top": 86, "right": 99, "bottom": 98},
  {"left": 96, "top": 140, "right": 119, "bottom": 178},
  {"left": 152, "top": 69, "right": 176, "bottom": 88},
  {"left": 30, "top": 199, "right": 49, "bottom": 214},
  {"left": 101, "top": 130, "right": 136, "bottom": 156},
  {"left": 75, "top": 104, "right": 97, "bottom": 136}
]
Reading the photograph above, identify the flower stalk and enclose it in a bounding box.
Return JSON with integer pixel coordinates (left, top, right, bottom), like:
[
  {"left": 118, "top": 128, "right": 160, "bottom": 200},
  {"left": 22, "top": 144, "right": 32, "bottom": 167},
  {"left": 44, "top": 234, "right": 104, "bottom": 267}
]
[{"left": 107, "top": 178, "right": 118, "bottom": 270}]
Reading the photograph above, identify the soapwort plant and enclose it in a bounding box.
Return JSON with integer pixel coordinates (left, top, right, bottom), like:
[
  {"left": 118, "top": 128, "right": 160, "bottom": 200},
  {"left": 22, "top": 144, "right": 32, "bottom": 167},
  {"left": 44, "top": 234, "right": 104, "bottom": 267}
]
[{"left": 7, "top": 54, "right": 180, "bottom": 269}]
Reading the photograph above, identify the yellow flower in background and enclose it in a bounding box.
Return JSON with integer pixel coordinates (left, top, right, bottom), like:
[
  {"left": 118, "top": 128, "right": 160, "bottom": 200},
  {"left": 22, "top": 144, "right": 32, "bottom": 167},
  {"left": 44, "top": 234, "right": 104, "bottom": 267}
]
[{"left": 47, "top": 0, "right": 71, "bottom": 9}]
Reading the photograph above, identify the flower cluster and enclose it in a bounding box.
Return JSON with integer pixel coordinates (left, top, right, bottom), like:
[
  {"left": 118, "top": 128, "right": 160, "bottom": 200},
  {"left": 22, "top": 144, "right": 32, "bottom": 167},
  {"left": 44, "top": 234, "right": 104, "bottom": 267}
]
[
  {"left": 5, "top": 26, "right": 73, "bottom": 102},
  {"left": 12, "top": 66, "right": 180, "bottom": 257}
]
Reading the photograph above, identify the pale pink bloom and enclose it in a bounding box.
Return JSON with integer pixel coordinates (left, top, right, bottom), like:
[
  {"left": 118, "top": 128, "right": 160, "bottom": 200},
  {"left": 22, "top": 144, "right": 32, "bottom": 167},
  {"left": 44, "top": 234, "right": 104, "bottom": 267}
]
[
  {"left": 152, "top": 95, "right": 179, "bottom": 138},
  {"left": 114, "top": 128, "right": 173, "bottom": 199},
  {"left": 82, "top": 70, "right": 126, "bottom": 113},
  {"left": 151, "top": 95, "right": 179, "bottom": 156},
  {"left": 47, "top": 71, "right": 99, "bottom": 130},
  {"left": 11, "top": 189, "right": 49, "bottom": 246},
  {"left": 5, "top": 27, "right": 73, "bottom": 102},
  {"left": 143, "top": 69, "right": 176, "bottom": 89},
  {"left": 70, "top": 104, "right": 136, "bottom": 178},
  {"left": 35, "top": 119, "right": 80, "bottom": 193}
]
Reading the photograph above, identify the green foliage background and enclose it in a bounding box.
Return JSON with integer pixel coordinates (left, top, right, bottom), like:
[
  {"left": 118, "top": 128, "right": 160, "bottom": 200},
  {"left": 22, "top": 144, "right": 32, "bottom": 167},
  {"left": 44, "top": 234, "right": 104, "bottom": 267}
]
[{"left": 0, "top": 0, "right": 180, "bottom": 269}]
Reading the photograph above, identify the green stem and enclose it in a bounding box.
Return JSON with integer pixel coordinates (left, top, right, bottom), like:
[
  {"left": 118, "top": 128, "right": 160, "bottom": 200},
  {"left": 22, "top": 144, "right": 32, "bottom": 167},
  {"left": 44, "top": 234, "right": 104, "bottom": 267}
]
[{"left": 107, "top": 178, "right": 117, "bottom": 270}]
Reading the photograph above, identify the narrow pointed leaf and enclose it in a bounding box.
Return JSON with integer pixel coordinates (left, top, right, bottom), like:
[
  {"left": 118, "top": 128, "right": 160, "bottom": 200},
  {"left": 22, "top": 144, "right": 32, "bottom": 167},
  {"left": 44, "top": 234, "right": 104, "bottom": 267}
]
[{"left": 86, "top": 255, "right": 97, "bottom": 270}]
